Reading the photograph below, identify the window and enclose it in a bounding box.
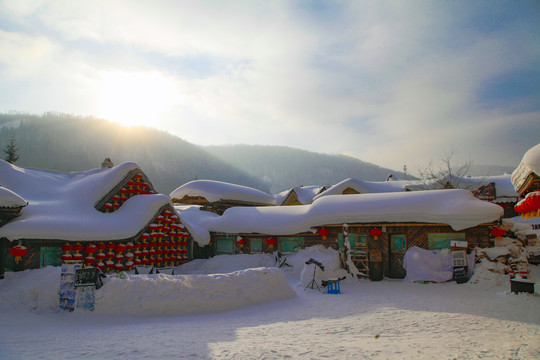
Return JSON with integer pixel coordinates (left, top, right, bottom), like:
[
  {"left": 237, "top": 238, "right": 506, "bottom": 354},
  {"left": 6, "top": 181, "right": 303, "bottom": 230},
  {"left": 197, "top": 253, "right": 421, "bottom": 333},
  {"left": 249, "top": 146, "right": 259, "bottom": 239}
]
[
  {"left": 215, "top": 236, "right": 235, "bottom": 254},
  {"left": 391, "top": 234, "right": 407, "bottom": 253},
  {"left": 250, "top": 238, "right": 262, "bottom": 253},
  {"left": 40, "top": 247, "right": 62, "bottom": 267},
  {"left": 278, "top": 237, "right": 304, "bottom": 254}
]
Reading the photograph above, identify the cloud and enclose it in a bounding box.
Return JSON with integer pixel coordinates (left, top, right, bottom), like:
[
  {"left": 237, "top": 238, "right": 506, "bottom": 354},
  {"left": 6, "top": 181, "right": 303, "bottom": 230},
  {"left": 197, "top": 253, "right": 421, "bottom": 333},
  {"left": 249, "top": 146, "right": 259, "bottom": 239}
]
[{"left": 0, "top": 0, "right": 538, "bottom": 173}]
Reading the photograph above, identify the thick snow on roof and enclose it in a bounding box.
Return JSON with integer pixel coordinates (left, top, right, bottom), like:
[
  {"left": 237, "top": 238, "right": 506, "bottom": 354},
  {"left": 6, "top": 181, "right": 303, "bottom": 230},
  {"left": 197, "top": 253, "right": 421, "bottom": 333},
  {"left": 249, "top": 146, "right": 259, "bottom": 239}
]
[
  {"left": 170, "top": 179, "right": 276, "bottom": 205},
  {"left": 178, "top": 189, "right": 503, "bottom": 246},
  {"left": 512, "top": 143, "right": 540, "bottom": 192},
  {"left": 313, "top": 178, "right": 410, "bottom": 200},
  {"left": 455, "top": 174, "right": 518, "bottom": 201},
  {"left": 274, "top": 185, "right": 325, "bottom": 205},
  {"left": 0, "top": 186, "right": 27, "bottom": 208},
  {"left": 0, "top": 160, "right": 171, "bottom": 241}
]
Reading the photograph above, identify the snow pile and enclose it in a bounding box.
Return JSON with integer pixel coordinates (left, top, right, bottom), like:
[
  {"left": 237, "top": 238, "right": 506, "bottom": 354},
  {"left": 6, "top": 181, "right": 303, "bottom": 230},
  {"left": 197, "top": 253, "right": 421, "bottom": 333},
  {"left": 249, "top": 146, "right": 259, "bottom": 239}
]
[
  {"left": 0, "top": 264, "right": 295, "bottom": 316},
  {"left": 403, "top": 247, "right": 453, "bottom": 283},
  {"left": 177, "top": 253, "right": 275, "bottom": 274},
  {"left": 95, "top": 267, "right": 295, "bottom": 316},
  {"left": 467, "top": 258, "right": 510, "bottom": 290},
  {"left": 0, "top": 266, "right": 61, "bottom": 312}
]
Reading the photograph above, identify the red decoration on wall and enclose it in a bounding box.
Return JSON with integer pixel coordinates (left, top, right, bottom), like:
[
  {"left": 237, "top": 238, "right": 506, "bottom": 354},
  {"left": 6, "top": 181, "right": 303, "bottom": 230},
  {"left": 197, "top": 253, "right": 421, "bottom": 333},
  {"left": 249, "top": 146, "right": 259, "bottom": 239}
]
[
  {"left": 266, "top": 237, "right": 277, "bottom": 249},
  {"left": 10, "top": 245, "right": 28, "bottom": 264},
  {"left": 490, "top": 227, "right": 506, "bottom": 238},
  {"left": 236, "top": 237, "right": 247, "bottom": 247},
  {"left": 318, "top": 228, "right": 330, "bottom": 240},
  {"left": 369, "top": 227, "right": 382, "bottom": 240}
]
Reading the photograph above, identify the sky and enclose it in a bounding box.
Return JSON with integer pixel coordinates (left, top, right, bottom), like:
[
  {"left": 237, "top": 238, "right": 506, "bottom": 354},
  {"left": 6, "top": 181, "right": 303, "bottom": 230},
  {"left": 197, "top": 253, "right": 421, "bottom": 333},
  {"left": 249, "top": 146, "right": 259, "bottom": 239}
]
[{"left": 0, "top": 0, "right": 539, "bottom": 172}]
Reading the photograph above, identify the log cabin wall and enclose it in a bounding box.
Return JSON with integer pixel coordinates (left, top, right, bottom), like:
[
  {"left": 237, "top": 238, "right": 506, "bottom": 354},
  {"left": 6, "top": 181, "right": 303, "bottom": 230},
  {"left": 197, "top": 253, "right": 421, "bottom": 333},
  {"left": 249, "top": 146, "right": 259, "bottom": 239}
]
[{"left": 313, "top": 223, "right": 493, "bottom": 279}]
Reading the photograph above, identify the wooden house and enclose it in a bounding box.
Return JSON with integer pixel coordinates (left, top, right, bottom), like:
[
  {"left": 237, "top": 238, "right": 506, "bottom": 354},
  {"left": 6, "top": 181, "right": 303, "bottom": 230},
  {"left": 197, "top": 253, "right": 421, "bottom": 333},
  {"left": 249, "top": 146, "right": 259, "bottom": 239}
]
[
  {"left": 275, "top": 185, "right": 326, "bottom": 206},
  {"left": 0, "top": 160, "right": 192, "bottom": 277},
  {"left": 170, "top": 180, "right": 276, "bottom": 215},
  {"left": 178, "top": 189, "right": 503, "bottom": 279},
  {"left": 512, "top": 143, "right": 540, "bottom": 197}
]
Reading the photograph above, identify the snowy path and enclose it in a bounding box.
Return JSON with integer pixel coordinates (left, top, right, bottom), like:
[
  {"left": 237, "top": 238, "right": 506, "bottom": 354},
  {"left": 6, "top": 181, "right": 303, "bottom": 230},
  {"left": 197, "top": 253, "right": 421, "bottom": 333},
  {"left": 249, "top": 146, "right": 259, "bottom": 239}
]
[{"left": 1, "top": 276, "right": 539, "bottom": 359}]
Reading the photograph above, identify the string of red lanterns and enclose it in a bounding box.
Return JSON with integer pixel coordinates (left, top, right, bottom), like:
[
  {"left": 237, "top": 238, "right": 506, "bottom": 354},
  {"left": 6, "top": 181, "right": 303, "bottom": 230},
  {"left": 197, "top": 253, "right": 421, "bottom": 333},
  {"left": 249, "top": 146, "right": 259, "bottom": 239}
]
[
  {"left": 514, "top": 191, "right": 540, "bottom": 219},
  {"left": 58, "top": 208, "right": 190, "bottom": 273}
]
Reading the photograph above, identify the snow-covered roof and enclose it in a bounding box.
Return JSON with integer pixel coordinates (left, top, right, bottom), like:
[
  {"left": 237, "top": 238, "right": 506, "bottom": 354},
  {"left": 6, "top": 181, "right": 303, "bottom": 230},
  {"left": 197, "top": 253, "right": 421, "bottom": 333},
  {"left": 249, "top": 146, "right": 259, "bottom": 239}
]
[
  {"left": 274, "top": 186, "right": 325, "bottom": 205},
  {"left": 170, "top": 180, "right": 276, "bottom": 205},
  {"left": 0, "top": 160, "right": 172, "bottom": 241},
  {"left": 453, "top": 174, "right": 518, "bottom": 202},
  {"left": 512, "top": 143, "right": 540, "bottom": 193},
  {"left": 178, "top": 189, "right": 503, "bottom": 246},
  {"left": 0, "top": 186, "right": 27, "bottom": 208},
  {"left": 313, "top": 178, "right": 411, "bottom": 200}
]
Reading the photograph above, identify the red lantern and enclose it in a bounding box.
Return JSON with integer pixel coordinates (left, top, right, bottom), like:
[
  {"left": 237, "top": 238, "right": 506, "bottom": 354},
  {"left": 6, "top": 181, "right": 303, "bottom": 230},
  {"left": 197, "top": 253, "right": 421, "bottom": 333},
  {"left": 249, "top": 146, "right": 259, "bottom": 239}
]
[
  {"left": 490, "top": 227, "right": 506, "bottom": 238},
  {"left": 61, "top": 243, "right": 73, "bottom": 253},
  {"left": 318, "top": 228, "right": 330, "bottom": 240},
  {"left": 84, "top": 244, "right": 97, "bottom": 255},
  {"left": 115, "top": 243, "right": 127, "bottom": 254},
  {"left": 73, "top": 243, "right": 84, "bottom": 253},
  {"left": 236, "top": 237, "right": 247, "bottom": 247},
  {"left": 266, "top": 237, "right": 277, "bottom": 249},
  {"left": 134, "top": 173, "right": 143, "bottom": 180},
  {"left": 84, "top": 256, "right": 95, "bottom": 266},
  {"left": 9, "top": 244, "right": 28, "bottom": 264},
  {"left": 370, "top": 228, "right": 382, "bottom": 240},
  {"left": 61, "top": 254, "right": 73, "bottom": 262},
  {"left": 163, "top": 210, "right": 172, "bottom": 217}
]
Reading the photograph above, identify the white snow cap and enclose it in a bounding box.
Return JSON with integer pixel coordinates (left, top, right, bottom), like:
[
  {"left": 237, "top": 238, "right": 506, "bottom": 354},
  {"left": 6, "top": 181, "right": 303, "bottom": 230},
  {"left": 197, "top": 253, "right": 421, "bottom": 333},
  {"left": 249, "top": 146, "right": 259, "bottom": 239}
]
[
  {"left": 0, "top": 186, "right": 27, "bottom": 208},
  {"left": 178, "top": 189, "right": 503, "bottom": 246},
  {"left": 0, "top": 160, "right": 172, "bottom": 241},
  {"left": 170, "top": 179, "right": 276, "bottom": 205},
  {"left": 313, "top": 178, "right": 411, "bottom": 200},
  {"left": 512, "top": 143, "right": 540, "bottom": 193}
]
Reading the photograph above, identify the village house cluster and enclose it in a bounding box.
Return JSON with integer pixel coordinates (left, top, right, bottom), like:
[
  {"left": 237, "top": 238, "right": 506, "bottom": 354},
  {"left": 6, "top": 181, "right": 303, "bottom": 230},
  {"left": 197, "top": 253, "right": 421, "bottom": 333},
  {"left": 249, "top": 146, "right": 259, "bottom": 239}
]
[{"left": 1, "top": 144, "right": 539, "bottom": 281}]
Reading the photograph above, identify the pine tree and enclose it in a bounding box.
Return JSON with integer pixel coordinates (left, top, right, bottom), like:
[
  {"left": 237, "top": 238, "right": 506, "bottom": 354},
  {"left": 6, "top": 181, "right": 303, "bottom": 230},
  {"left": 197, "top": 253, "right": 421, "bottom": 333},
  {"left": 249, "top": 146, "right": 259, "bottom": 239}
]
[{"left": 3, "top": 136, "right": 20, "bottom": 164}]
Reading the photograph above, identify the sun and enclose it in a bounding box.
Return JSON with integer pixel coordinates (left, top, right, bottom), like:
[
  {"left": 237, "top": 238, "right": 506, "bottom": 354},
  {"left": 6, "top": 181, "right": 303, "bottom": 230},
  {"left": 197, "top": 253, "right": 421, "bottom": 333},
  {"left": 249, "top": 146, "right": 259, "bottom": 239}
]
[{"left": 97, "top": 71, "right": 178, "bottom": 127}]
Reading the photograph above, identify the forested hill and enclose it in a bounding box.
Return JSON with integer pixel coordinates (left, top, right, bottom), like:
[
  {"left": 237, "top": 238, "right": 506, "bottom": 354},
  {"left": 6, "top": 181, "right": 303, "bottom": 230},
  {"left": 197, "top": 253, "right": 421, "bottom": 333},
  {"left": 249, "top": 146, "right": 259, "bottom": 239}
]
[
  {"left": 205, "top": 145, "right": 408, "bottom": 193},
  {"left": 0, "top": 113, "right": 269, "bottom": 194},
  {"left": 0, "top": 113, "right": 407, "bottom": 194}
]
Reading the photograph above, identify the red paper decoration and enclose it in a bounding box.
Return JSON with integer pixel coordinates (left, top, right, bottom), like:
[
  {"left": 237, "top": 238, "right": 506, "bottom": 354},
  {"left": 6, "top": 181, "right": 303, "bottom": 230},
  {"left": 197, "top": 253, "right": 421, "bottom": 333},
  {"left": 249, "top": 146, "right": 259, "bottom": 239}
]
[
  {"left": 490, "top": 227, "right": 506, "bottom": 238},
  {"left": 266, "top": 237, "right": 277, "bottom": 249},
  {"left": 10, "top": 245, "right": 28, "bottom": 263}
]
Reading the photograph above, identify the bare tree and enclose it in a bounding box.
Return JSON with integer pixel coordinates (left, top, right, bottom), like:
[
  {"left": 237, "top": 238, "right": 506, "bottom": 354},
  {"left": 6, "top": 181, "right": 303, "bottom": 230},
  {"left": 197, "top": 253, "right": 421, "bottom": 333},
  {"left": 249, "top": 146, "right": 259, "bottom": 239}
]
[{"left": 416, "top": 148, "right": 476, "bottom": 190}]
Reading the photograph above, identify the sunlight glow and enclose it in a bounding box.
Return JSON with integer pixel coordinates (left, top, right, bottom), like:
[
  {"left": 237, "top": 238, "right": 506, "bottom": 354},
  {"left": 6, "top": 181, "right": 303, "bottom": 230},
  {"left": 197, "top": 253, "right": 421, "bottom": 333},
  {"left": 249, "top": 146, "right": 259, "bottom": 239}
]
[{"left": 97, "top": 71, "right": 178, "bottom": 127}]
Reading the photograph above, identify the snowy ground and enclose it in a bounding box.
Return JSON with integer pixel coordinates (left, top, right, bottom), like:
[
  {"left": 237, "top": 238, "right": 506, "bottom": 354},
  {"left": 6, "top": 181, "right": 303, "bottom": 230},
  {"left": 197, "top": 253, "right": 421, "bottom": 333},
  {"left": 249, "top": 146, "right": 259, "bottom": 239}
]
[{"left": 1, "top": 246, "right": 539, "bottom": 360}]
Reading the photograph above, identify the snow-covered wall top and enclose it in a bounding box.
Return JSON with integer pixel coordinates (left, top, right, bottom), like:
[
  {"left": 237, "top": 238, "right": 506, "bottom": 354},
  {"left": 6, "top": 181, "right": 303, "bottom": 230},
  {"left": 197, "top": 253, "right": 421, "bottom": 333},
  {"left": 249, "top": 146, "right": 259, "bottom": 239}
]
[
  {"left": 313, "top": 178, "right": 410, "bottom": 201},
  {"left": 178, "top": 189, "right": 503, "bottom": 246},
  {"left": 512, "top": 143, "right": 540, "bottom": 193},
  {"left": 170, "top": 180, "right": 276, "bottom": 205},
  {"left": 0, "top": 160, "right": 171, "bottom": 241},
  {"left": 0, "top": 186, "right": 27, "bottom": 208}
]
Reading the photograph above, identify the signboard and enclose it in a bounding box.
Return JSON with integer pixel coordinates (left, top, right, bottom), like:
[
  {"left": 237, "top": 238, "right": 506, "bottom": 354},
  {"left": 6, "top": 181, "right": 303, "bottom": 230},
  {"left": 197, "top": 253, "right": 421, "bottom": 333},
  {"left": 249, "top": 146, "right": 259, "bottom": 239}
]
[
  {"left": 428, "top": 233, "right": 465, "bottom": 250},
  {"left": 59, "top": 263, "right": 82, "bottom": 312},
  {"left": 474, "top": 182, "right": 496, "bottom": 201},
  {"left": 75, "top": 267, "right": 98, "bottom": 287}
]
